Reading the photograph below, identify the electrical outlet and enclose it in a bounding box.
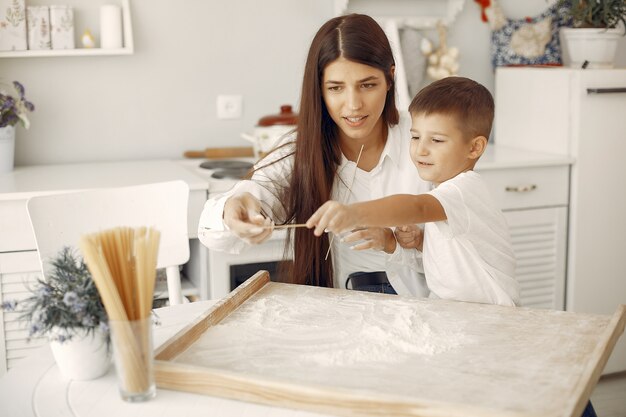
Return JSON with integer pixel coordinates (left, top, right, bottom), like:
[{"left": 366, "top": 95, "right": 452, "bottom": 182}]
[{"left": 216, "top": 95, "right": 243, "bottom": 120}]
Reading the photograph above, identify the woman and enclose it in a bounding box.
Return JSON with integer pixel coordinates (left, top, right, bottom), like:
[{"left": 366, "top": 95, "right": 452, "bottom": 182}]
[{"left": 198, "top": 14, "right": 431, "bottom": 295}]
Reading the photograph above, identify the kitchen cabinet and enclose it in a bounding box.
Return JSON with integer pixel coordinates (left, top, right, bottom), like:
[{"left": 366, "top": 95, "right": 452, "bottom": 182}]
[
  {"left": 495, "top": 67, "right": 626, "bottom": 374},
  {"left": 0, "top": 0, "right": 133, "bottom": 58},
  {"left": 476, "top": 147, "right": 572, "bottom": 310},
  {"left": 0, "top": 159, "right": 209, "bottom": 376}
]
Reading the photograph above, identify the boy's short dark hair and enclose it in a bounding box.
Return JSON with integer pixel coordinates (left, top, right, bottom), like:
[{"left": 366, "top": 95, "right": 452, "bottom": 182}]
[{"left": 408, "top": 76, "right": 494, "bottom": 140}]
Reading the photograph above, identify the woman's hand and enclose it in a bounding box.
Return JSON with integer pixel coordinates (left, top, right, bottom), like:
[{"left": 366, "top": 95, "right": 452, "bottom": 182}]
[
  {"left": 223, "top": 192, "right": 273, "bottom": 244},
  {"left": 342, "top": 227, "right": 397, "bottom": 253},
  {"left": 305, "top": 201, "right": 359, "bottom": 236},
  {"left": 394, "top": 224, "right": 424, "bottom": 251}
]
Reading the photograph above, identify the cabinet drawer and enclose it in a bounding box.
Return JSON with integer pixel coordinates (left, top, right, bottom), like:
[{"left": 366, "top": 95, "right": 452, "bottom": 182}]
[{"left": 477, "top": 166, "right": 569, "bottom": 211}]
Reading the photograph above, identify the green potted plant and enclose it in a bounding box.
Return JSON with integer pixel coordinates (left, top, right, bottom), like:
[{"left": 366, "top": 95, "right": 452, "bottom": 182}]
[
  {"left": 1, "top": 247, "right": 111, "bottom": 380},
  {"left": 558, "top": 0, "right": 626, "bottom": 68}
]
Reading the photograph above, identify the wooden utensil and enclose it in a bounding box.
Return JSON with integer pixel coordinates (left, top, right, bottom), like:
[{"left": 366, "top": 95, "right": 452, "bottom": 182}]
[{"left": 184, "top": 147, "right": 254, "bottom": 159}]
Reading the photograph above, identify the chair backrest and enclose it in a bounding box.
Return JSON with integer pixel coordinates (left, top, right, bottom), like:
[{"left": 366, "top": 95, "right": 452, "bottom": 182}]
[{"left": 26, "top": 181, "right": 190, "bottom": 302}]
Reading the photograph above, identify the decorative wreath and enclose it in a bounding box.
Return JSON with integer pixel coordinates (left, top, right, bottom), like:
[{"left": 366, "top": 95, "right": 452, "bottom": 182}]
[{"left": 474, "top": 0, "right": 572, "bottom": 68}]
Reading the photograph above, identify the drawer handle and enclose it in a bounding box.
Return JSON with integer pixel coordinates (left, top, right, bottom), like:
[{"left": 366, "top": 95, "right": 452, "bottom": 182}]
[
  {"left": 505, "top": 184, "right": 537, "bottom": 193},
  {"left": 587, "top": 88, "right": 626, "bottom": 94}
]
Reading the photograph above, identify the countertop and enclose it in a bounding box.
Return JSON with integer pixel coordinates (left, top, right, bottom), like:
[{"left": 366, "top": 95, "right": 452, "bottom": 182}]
[
  {"left": 0, "top": 159, "right": 209, "bottom": 201},
  {"left": 476, "top": 145, "right": 574, "bottom": 170},
  {"left": 0, "top": 145, "right": 574, "bottom": 201}
]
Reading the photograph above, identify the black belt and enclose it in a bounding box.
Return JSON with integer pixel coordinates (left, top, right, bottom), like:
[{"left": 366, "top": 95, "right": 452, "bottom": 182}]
[{"left": 346, "top": 271, "right": 389, "bottom": 288}]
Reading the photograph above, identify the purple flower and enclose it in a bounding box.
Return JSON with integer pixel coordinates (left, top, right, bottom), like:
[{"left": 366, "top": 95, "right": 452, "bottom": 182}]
[
  {"left": 13, "top": 81, "right": 24, "bottom": 98},
  {"left": 54, "top": 333, "right": 71, "bottom": 344},
  {"left": 37, "top": 286, "right": 52, "bottom": 298},
  {"left": 63, "top": 291, "right": 78, "bottom": 306},
  {"left": 29, "top": 323, "right": 42, "bottom": 336},
  {"left": 71, "top": 300, "right": 87, "bottom": 314},
  {"left": 81, "top": 315, "right": 95, "bottom": 327},
  {"left": 98, "top": 321, "right": 109, "bottom": 334},
  {"left": 1, "top": 96, "right": 14, "bottom": 110},
  {"left": 0, "top": 300, "right": 18, "bottom": 311},
  {"left": 0, "top": 80, "right": 34, "bottom": 129}
]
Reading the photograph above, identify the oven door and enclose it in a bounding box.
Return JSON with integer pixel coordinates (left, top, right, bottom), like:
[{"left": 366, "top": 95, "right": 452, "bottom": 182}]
[{"left": 207, "top": 229, "right": 290, "bottom": 299}]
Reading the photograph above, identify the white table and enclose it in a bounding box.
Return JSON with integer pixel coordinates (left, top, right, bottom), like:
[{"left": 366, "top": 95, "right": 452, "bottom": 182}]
[{"left": 0, "top": 300, "right": 327, "bottom": 417}]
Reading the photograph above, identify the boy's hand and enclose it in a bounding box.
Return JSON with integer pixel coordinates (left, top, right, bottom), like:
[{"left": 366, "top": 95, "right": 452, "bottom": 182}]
[
  {"left": 223, "top": 192, "right": 273, "bottom": 244},
  {"left": 394, "top": 224, "right": 424, "bottom": 252},
  {"left": 306, "top": 201, "right": 359, "bottom": 236},
  {"left": 342, "top": 227, "right": 397, "bottom": 253}
]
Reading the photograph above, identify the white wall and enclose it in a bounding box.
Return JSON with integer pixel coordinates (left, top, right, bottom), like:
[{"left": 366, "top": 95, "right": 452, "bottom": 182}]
[{"left": 2, "top": 0, "right": 625, "bottom": 166}]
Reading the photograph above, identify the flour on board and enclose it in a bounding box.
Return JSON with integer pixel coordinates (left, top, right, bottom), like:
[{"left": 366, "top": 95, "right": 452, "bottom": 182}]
[{"left": 177, "top": 286, "right": 471, "bottom": 369}]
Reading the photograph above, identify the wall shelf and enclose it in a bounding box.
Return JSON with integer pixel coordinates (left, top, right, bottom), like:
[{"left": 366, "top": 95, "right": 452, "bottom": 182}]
[
  {"left": 335, "top": 0, "right": 466, "bottom": 28},
  {"left": 0, "top": 0, "right": 133, "bottom": 58}
]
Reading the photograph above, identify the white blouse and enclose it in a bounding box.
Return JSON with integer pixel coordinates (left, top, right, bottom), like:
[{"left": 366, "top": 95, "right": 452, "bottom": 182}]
[{"left": 198, "top": 111, "right": 432, "bottom": 296}]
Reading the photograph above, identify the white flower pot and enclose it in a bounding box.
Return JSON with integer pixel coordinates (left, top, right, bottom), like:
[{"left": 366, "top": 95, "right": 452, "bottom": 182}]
[
  {"left": 0, "top": 125, "right": 15, "bottom": 174},
  {"left": 49, "top": 328, "right": 111, "bottom": 381},
  {"left": 560, "top": 28, "right": 622, "bottom": 69}
]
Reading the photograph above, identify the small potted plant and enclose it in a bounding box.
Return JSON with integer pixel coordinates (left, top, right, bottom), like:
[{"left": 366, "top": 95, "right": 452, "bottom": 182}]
[
  {"left": 558, "top": 0, "right": 626, "bottom": 68},
  {"left": 1, "top": 247, "right": 111, "bottom": 380},
  {"left": 0, "top": 80, "right": 34, "bottom": 173}
]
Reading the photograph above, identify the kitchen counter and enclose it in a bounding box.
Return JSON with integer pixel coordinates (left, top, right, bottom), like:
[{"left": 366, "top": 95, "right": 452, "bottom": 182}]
[
  {"left": 0, "top": 159, "right": 210, "bottom": 251},
  {"left": 0, "top": 159, "right": 208, "bottom": 200},
  {"left": 0, "top": 147, "right": 574, "bottom": 201},
  {"left": 176, "top": 144, "right": 576, "bottom": 195},
  {"left": 477, "top": 144, "right": 574, "bottom": 170}
]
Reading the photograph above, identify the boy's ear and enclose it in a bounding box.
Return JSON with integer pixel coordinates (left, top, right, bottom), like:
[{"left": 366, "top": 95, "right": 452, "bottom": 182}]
[{"left": 468, "top": 136, "right": 487, "bottom": 160}]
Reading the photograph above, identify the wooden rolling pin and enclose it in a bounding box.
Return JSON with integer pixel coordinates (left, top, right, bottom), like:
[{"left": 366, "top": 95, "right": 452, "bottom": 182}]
[{"left": 184, "top": 147, "right": 254, "bottom": 159}]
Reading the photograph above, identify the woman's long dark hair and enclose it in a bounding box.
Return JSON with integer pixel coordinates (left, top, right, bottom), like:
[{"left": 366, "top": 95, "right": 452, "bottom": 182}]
[{"left": 281, "top": 14, "right": 399, "bottom": 288}]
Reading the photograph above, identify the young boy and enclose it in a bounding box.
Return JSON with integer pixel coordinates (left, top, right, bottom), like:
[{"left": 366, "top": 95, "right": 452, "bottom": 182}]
[{"left": 306, "top": 76, "right": 519, "bottom": 306}]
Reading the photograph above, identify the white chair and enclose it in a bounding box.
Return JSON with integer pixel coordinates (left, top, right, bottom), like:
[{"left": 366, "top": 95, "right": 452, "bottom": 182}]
[{"left": 26, "top": 181, "right": 190, "bottom": 305}]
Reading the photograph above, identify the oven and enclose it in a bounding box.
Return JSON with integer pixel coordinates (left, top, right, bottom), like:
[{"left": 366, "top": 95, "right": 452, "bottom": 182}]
[
  {"left": 178, "top": 157, "right": 291, "bottom": 300},
  {"left": 207, "top": 231, "right": 290, "bottom": 298}
]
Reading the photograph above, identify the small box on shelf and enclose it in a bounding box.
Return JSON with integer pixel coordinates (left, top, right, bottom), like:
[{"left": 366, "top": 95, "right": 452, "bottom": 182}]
[
  {"left": 0, "top": 0, "right": 27, "bottom": 52},
  {"left": 27, "top": 6, "right": 52, "bottom": 50},
  {"left": 49, "top": 5, "right": 75, "bottom": 50}
]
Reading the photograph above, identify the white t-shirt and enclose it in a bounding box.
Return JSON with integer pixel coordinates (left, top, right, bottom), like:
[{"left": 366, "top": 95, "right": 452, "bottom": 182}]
[
  {"left": 198, "top": 111, "right": 431, "bottom": 296},
  {"left": 424, "top": 170, "right": 519, "bottom": 306}
]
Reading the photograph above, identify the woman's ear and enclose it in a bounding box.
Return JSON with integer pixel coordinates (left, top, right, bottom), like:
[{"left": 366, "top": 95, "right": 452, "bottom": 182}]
[
  {"left": 388, "top": 65, "right": 396, "bottom": 90},
  {"left": 468, "top": 136, "right": 487, "bottom": 160}
]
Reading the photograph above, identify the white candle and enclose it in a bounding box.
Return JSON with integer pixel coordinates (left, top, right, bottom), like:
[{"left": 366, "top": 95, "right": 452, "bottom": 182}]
[{"left": 100, "top": 4, "right": 122, "bottom": 49}]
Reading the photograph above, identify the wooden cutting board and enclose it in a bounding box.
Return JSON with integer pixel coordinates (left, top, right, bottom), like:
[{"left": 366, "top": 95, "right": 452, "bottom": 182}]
[
  {"left": 183, "top": 147, "right": 254, "bottom": 159},
  {"left": 154, "top": 271, "right": 626, "bottom": 417}
]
